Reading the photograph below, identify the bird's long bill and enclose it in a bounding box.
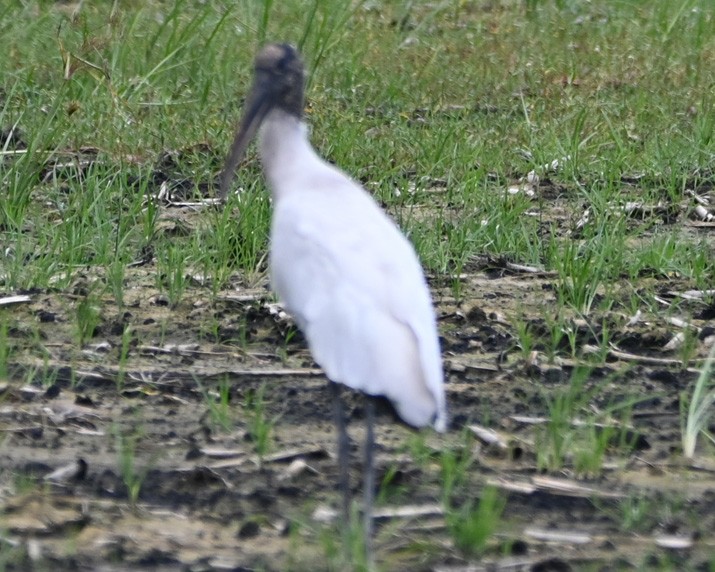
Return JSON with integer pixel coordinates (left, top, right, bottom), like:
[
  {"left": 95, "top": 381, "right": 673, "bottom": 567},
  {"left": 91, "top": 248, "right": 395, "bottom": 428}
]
[{"left": 218, "top": 84, "right": 272, "bottom": 200}]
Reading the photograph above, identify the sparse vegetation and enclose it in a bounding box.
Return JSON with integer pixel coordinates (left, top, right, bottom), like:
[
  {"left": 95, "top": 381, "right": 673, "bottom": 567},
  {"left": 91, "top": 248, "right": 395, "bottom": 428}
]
[
  {"left": 244, "top": 383, "right": 276, "bottom": 459},
  {"left": 73, "top": 294, "right": 101, "bottom": 347},
  {"left": 0, "top": 0, "right": 714, "bottom": 569},
  {"left": 440, "top": 432, "right": 474, "bottom": 504},
  {"left": 198, "top": 374, "right": 235, "bottom": 433},
  {"left": 682, "top": 342, "right": 715, "bottom": 458},
  {"left": 446, "top": 486, "right": 506, "bottom": 557},
  {"left": 114, "top": 424, "right": 150, "bottom": 508}
]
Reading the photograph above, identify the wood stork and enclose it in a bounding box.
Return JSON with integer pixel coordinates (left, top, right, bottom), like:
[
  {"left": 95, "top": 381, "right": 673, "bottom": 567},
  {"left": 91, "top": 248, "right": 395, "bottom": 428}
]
[{"left": 219, "top": 43, "right": 447, "bottom": 560}]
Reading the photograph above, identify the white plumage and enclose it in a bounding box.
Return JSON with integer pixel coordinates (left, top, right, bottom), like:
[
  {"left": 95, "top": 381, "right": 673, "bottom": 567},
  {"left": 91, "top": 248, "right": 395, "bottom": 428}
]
[
  {"left": 218, "top": 43, "right": 447, "bottom": 558},
  {"left": 260, "top": 111, "right": 446, "bottom": 431}
]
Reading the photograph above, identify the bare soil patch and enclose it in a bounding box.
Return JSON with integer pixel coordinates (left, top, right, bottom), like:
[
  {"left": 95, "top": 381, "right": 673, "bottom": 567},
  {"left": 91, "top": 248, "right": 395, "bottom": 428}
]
[{"left": 1, "top": 176, "right": 714, "bottom": 571}]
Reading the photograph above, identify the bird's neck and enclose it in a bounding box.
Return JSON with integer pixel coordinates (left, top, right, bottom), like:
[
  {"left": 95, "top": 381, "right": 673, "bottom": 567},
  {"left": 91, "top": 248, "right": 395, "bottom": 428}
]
[{"left": 258, "top": 109, "right": 319, "bottom": 200}]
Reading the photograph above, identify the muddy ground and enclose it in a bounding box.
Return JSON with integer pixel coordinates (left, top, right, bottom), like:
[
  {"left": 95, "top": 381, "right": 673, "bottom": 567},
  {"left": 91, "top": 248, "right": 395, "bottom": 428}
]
[{"left": 1, "top": 173, "right": 715, "bottom": 571}]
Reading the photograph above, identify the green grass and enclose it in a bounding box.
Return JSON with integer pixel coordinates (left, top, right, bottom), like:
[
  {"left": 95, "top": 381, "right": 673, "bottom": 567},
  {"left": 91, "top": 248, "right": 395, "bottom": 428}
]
[
  {"left": 440, "top": 430, "right": 474, "bottom": 504},
  {"left": 445, "top": 485, "right": 506, "bottom": 557},
  {"left": 244, "top": 382, "right": 276, "bottom": 459},
  {"left": 74, "top": 293, "right": 102, "bottom": 347},
  {"left": 113, "top": 423, "right": 150, "bottom": 507},
  {"left": 0, "top": 316, "right": 9, "bottom": 381},
  {"left": 1, "top": 1, "right": 714, "bottom": 295},
  {"left": 682, "top": 342, "right": 715, "bottom": 458},
  {"left": 534, "top": 367, "right": 646, "bottom": 474},
  {"left": 1, "top": 0, "right": 715, "bottom": 568},
  {"left": 198, "top": 374, "right": 235, "bottom": 433}
]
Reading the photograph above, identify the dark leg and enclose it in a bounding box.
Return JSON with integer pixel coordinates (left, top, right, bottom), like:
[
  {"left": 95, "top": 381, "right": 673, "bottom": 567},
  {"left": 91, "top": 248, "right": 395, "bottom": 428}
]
[
  {"left": 363, "top": 395, "right": 376, "bottom": 567},
  {"left": 330, "top": 382, "right": 351, "bottom": 529}
]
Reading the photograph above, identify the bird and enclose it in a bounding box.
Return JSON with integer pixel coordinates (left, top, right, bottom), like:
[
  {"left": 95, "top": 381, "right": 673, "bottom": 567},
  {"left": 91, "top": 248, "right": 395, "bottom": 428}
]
[{"left": 219, "top": 43, "right": 447, "bottom": 563}]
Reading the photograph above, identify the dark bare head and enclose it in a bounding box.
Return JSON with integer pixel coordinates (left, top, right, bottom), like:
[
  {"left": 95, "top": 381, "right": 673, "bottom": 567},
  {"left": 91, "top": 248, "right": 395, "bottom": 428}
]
[
  {"left": 253, "top": 43, "right": 305, "bottom": 117},
  {"left": 219, "top": 44, "right": 305, "bottom": 199}
]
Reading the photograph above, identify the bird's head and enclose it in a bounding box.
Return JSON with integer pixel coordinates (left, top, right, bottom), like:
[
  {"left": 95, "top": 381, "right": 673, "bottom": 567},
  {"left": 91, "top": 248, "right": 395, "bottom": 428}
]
[
  {"left": 252, "top": 43, "right": 305, "bottom": 117},
  {"left": 219, "top": 43, "right": 305, "bottom": 199}
]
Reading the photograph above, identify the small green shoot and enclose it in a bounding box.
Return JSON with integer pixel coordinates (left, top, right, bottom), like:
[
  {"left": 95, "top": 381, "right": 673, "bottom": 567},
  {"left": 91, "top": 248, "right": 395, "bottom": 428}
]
[
  {"left": 513, "top": 316, "right": 535, "bottom": 359},
  {"left": 12, "top": 471, "right": 41, "bottom": 496},
  {"left": 542, "top": 310, "right": 566, "bottom": 362},
  {"left": 552, "top": 239, "right": 606, "bottom": 316},
  {"left": 195, "top": 375, "right": 235, "bottom": 433},
  {"left": 245, "top": 383, "right": 276, "bottom": 459},
  {"left": 116, "top": 324, "right": 133, "bottom": 391},
  {"left": 572, "top": 422, "right": 616, "bottom": 477},
  {"left": 320, "top": 506, "right": 372, "bottom": 572},
  {"left": 405, "top": 431, "right": 433, "bottom": 469},
  {"left": 536, "top": 368, "right": 591, "bottom": 471},
  {"left": 107, "top": 258, "right": 126, "bottom": 309},
  {"left": 156, "top": 244, "right": 187, "bottom": 308},
  {"left": 114, "top": 425, "right": 148, "bottom": 508},
  {"left": 446, "top": 486, "right": 506, "bottom": 557},
  {"left": 0, "top": 315, "right": 9, "bottom": 380},
  {"left": 682, "top": 342, "right": 715, "bottom": 458},
  {"left": 440, "top": 431, "right": 474, "bottom": 504},
  {"left": 211, "top": 376, "right": 234, "bottom": 432},
  {"left": 74, "top": 294, "right": 101, "bottom": 347},
  {"left": 620, "top": 493, "right": 654, "bottom": 532},
  {"left": 375, "top": 463, "right": 407, "bottom": 506},
  {"left": 537, "top": 370, "right": 645, "bottom": 475}
]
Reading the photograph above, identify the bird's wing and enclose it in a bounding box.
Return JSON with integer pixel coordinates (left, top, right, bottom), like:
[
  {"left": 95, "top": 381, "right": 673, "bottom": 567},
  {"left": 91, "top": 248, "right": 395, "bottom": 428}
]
[{"left": 270, "top": 181, "right": 445, "bottom": 430}]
